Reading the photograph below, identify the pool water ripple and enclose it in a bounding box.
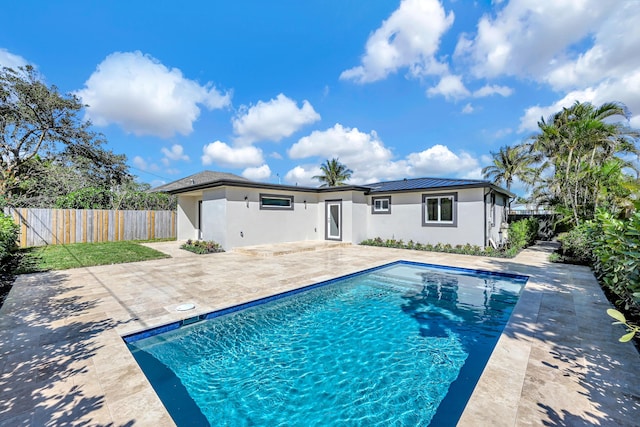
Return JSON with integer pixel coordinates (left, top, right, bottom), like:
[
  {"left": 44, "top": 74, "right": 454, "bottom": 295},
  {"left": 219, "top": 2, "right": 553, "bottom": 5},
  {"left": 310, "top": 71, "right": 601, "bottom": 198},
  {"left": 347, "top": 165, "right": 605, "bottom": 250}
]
[{"left": 127, "top": 263, "right": 526, "bottom": 426}]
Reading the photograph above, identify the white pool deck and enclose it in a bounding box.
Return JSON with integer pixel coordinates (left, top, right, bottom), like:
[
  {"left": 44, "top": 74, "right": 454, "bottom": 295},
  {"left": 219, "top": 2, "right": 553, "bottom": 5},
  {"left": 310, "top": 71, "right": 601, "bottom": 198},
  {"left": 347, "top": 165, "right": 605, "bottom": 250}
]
[{"left": 0, "top": 241, "right": 638, "bottom": 426}]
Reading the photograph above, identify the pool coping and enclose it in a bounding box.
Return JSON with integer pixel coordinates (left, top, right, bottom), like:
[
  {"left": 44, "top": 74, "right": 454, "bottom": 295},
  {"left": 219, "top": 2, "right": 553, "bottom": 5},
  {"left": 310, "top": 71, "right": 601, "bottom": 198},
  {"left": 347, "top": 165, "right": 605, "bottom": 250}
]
[
  {"left": 122, "top": 259, "right": 528, "bottom": 343},
  {"left": 0, "top": 242, "right": 638, "bottom": 425}
]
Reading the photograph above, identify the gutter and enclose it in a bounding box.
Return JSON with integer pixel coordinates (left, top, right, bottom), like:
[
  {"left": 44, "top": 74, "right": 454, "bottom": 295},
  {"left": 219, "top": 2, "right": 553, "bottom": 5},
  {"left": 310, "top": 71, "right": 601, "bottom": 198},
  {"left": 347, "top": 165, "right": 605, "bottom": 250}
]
[{"left": 166, "top": 179, "right": 372, "bottom": 195}]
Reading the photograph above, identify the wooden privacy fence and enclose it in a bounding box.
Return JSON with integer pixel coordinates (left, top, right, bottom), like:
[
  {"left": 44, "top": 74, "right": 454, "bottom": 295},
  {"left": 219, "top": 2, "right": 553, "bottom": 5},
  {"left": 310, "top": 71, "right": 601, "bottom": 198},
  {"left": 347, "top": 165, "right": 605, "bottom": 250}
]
[{"left": 4, "top": 208, "right": 176, "bottom": 248}]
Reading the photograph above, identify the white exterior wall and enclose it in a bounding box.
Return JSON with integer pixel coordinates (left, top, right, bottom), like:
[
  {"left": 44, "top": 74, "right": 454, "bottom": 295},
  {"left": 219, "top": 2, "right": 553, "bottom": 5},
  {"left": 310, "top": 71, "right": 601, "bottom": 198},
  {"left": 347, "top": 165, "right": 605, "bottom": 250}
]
[
  {"left": 210, "top": 187, "right": 320, "bottom": 250},
  {"left": 316, "top": 191, "right": 367, "bottom": 243},
  {"left": 176, "top": 195, "right": 200, "bottom": 240},
  {"left": 366, "top": 188, "right": 487, "bottom": 247},
  {"left": 351, "top": 191, "right": 369, "bottom": 243},
  {"left": 201, "top": 188, "right": 228, "bottom": 247},
  {"left": 177, "top": 183, "right": 507, "bottom": 250}
]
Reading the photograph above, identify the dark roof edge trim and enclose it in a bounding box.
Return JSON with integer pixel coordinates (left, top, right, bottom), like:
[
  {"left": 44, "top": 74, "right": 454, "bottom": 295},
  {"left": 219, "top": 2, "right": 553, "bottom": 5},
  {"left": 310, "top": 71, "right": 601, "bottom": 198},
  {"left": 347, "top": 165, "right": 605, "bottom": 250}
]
[
  {"left": 167, "top": 179, "right": 371, "bottom": 195},
  {"left": 167, "top": 178, "right": 514, "bottom": 198},
  {"left": 369, "top": 182, "right": 514, "bottom": 198}
]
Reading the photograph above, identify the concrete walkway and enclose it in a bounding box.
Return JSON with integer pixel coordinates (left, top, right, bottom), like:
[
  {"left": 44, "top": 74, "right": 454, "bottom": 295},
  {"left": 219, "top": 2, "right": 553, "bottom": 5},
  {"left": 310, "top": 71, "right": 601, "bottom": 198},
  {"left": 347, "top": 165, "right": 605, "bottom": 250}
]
[{"left": 0, "top": 242, "right": 637, "bottom": 426}]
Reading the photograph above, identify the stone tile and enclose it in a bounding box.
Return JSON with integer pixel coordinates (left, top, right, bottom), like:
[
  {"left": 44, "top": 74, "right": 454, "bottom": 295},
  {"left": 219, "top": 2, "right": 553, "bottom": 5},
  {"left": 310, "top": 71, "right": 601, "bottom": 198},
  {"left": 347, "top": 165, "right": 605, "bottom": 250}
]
[
  {"left": 458, "top": 364, "right": 524, "bottom": 426},
  {"left": 0, "top": 241, "right": 638, "bottom": 426},
  {"left": 107, "top": 387, "right": 176, "bottom": 426},
  {"left": 0, "top": 410, "right": 33, "bottom": 426}
]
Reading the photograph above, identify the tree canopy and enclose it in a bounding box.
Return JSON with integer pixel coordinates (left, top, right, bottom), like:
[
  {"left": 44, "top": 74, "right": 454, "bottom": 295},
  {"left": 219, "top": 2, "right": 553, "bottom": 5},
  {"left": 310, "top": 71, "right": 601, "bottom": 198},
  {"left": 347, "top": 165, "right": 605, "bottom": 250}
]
[
  {"left": 485, "top": 101, "right": 639, "bottom": 227},
  {"left": 313, "top": 158, "right": 353, "bottom": 187},
  {"left": 0, "top": 65, "right": 174, "bottom": 210},
  {"left": 528, "top": 101, "right": 639, "bottom": 226},
  {"left": 482, "top": 145, "right": 535, "bottom": 191}
]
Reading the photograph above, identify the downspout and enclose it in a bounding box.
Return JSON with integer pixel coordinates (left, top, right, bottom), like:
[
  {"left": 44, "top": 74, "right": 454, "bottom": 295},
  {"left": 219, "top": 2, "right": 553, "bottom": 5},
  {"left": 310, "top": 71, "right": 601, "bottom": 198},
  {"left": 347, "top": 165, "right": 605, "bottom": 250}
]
[{"left": 483, "top": 188, "right": 490, "bottom": 247}]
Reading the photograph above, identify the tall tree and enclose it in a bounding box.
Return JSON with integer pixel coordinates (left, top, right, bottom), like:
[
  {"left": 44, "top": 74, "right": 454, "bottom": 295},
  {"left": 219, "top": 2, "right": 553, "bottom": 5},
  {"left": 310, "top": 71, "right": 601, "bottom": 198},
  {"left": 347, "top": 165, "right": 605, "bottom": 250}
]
[
  {"left": 528, "top": 101, "right": 640, "bottom": 226},
  {"left": 0, "top": 65, "right": 125, "bottom": 200},
  {"left": 482, "top": 145, "right": 534, "bottom": 191},
  {"left": 313, "top": 158, "right": 353, "bottom": 187}
]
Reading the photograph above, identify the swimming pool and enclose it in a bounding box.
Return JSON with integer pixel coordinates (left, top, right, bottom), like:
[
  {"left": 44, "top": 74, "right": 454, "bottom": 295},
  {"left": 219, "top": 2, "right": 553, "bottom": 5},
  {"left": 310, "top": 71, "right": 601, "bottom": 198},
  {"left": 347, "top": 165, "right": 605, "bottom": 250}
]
[{"left": 125, "top": 261, "right": 527, "bottom": 426}]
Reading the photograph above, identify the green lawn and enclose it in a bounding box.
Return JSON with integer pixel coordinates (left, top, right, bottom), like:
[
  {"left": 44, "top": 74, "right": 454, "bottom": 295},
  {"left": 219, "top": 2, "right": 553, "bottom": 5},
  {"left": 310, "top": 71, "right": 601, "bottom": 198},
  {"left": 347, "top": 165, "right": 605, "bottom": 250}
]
[{"left": 16, "top": 241, "right": 170, "bottom": 273}]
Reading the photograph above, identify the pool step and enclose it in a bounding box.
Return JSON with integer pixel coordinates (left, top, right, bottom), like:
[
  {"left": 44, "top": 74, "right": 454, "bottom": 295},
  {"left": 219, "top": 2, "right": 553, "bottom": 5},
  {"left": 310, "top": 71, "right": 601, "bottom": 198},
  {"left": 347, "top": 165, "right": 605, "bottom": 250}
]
[{"left": 233, "top": 241, "right": 352, "bottom": 257}]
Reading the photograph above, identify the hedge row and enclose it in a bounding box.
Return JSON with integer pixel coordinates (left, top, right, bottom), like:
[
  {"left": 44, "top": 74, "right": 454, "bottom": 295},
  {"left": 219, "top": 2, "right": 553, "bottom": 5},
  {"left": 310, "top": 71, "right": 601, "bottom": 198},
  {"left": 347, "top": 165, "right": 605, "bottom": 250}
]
[
  {"left": 360, "top": 218, "right": 539, "bottom": 258},
  {"left": 0, "top": 212, "right": 19, "bottom": 274},
  {"left": 558, "top": 210, "right": 640, "bottom": 311}
]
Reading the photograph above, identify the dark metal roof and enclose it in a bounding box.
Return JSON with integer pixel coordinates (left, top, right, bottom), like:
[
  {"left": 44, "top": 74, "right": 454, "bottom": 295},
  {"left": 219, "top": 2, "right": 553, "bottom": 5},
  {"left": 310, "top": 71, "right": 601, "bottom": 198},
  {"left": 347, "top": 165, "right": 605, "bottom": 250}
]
[
  {"left": 364, "top": 177, "right": 493, "bottom": 192},
  {"left": 151, "top": 170, "right": 249, "bottom": 193},
  {"left": 165, "top": 178, "right": 370, "bottom": 195},
  {"left": 159, "top": 171, "right": 513, "bottom": 198}
]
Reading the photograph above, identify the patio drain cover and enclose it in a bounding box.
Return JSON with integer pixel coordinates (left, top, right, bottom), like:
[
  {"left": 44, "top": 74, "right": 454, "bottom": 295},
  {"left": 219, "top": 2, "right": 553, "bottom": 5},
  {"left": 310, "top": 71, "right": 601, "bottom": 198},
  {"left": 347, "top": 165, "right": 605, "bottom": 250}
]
[{"left": 176, "top": 303, "right": 196, "bottom": 311}]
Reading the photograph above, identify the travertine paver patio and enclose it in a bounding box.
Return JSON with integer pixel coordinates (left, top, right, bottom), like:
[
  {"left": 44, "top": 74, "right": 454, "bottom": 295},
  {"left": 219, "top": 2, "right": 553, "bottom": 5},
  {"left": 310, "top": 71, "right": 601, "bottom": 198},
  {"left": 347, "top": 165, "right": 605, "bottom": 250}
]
[{"left": 0, "top": 242, "right": 638, "bottom": 426}]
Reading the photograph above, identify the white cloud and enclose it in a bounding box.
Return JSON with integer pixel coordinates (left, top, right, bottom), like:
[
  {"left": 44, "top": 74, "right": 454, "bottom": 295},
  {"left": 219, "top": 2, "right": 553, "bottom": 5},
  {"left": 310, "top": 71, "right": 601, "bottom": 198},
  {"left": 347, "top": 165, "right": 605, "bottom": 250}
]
[
  {"left": 340, "top": 0, "right": 454, "bottom": 83},
  {"left": 132, "top": 156, "right": 159, "bottom": 172},
  {"left": 426, "top": 75, "right": 470, "bottom": 100},
  {"left": 232, "top": 94, "right": 320, "bottom": 145},
  {"left": 0, "top": 48, "right": 29, "bottom": 69},
  {"left": 133, "top": 156, "right": 148, "bottom": 170},
  {"left": 201, "top": 141, "right": 264, "bottom": 168},
  {"left": 284, "top": 165, "right": 322, "bottom": 187},
  {"left": 461, "top": 103, "right": 474, "bottom": 114},
  {"left": 461, "top": 168, "right": 484, "bottom": 180},
  {"left": 76, "top": 51, "right": 231, "bottom": 138},
  {"left": 542, "top": 2, "right": 640, "bottom": 91},
  {"left": 452, "top": 1, "right": 640, "bottom": 133},
  {"left": 242, "top": 164, "right": 272, "bottom": 181},
  {"left": 289, "top": 123, "right": 393, "bottom": 165},
  {"left": 522, "top": 69, "right": 640, "bottom": 132},
  {"left": 161, "top": 144, "right": 190, "bottom": 162},
  {"left": 407, "top": 144, "right": 479, "bottom": 176},
  {"left": 288, "top": 124, "right": 404, "bottom": 184},
  {"left": 473, "top": 84, "right": 513, "bottom": 98},
  {"left": 288, "top": 124, "right": 481, "bottom": 184},
  {"left": 493, "top": 128, "right": 513, "bottom": 139},
  {"left": 454, "top": 1, "right": 613, "bottom": 80}
]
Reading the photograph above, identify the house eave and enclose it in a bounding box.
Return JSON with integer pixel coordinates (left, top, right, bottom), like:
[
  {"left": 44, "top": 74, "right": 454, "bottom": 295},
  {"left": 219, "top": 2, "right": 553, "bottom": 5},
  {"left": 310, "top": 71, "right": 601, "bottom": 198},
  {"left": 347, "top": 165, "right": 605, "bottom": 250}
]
[
  {"left": 167, "top": 179, "right": 371, "bottom": 195},
  {"left": 367, "top": 182, "right": 515, "bottom": 198}
]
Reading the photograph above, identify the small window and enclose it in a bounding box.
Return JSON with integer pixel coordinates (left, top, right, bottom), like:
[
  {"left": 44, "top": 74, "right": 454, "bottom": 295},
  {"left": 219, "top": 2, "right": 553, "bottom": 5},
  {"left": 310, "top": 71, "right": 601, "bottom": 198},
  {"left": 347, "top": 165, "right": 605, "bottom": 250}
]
[
  {"left": 422, "top": 193, "right": 457, "bottom": 226},
  {"left": 260, "top": 193, "right": 294, "bottom": 210},
  {"left": 372, "top": 196, "right": 391, "bottom": 214}
]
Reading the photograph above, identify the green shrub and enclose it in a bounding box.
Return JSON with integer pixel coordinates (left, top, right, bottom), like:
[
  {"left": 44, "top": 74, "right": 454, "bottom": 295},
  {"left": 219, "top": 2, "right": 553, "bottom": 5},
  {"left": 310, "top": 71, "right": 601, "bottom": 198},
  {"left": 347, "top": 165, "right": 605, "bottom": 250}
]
[
  {"left": 557, "top": 225, "right": 592, "bottom": 264},
  {"left": 587, "top": 211, "right": 640, "bottom": 310},
  {"left": 359, "top": 237, "right": 517, "bottom": 258},
  {"left": 0, "top": 213, "right": 19, "bottom": 273},
  {"left": 55, "top": 187, "right": 111, "bottom": 209},
  {"left": 181, "top": 239, "right": 225, "bottom": 254},
  {"left": 508, "top": 218, "right": 539, "bottom": 250}
]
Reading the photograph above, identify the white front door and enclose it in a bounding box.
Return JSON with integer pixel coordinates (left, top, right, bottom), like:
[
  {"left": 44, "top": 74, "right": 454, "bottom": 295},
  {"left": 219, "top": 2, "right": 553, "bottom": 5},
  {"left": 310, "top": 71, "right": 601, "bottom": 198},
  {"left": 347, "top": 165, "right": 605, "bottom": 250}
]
[{"left": 326, "top": 201, "right": 342, "bottom": 240}]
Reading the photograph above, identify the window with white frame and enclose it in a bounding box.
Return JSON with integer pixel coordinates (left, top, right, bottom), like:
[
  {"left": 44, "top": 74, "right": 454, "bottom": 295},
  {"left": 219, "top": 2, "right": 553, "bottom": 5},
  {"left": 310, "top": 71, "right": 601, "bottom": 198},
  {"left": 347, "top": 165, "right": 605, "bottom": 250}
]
[
  {"left": 422, "top": 193, "right": 457, "bottom": 226},
  {"left": 259, "top": 193, "right": 294, "bottom": 210},
  {"left": 372, "top": 196, "right": 391, "bottom": 214}
]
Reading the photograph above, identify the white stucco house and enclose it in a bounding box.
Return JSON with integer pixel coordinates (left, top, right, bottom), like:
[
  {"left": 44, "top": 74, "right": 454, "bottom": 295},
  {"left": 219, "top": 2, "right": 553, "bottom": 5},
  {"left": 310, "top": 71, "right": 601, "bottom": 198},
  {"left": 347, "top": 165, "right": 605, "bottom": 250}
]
[{"left": 154, "top": 171, "right": 513, "bottom": 251}]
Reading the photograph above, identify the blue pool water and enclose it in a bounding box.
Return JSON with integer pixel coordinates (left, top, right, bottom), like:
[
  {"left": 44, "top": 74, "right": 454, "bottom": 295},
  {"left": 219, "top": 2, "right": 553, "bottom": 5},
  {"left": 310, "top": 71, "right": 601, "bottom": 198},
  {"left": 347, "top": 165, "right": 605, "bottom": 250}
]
[{"left": 125, "top": 261, "right": 527, "bottom": 426}]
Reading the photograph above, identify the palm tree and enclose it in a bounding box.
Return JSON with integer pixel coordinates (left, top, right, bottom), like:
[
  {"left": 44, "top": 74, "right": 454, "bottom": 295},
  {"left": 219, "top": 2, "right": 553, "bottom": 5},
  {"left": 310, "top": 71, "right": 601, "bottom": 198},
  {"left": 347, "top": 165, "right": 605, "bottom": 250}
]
[
  {"left": 313, "top": 158, "right": 353, "bottom": 187},
  {"left": 528, "top": 101, "right": 640, "bottom": 226},
  {"left": 482, "top": 145, "right": 534, "bottom": 191}
]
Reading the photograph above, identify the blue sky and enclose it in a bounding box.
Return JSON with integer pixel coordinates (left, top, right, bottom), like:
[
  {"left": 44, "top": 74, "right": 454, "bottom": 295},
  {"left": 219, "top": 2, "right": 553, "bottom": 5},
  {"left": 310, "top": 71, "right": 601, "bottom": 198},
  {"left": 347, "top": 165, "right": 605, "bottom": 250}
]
[{"left": 1, "top": 0, "right": 638, "bottom": 192}]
